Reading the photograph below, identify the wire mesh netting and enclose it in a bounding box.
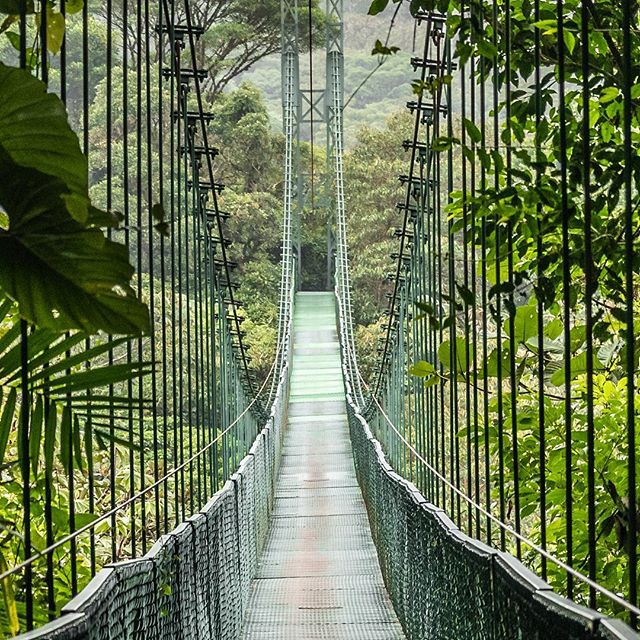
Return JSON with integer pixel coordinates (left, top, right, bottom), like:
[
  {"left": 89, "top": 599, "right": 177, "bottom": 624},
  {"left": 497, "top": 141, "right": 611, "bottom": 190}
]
[
  {"left": 355, "top": 1, "right": 640, "bottom": 631},
  {"left": 0, "top": 0, "right": 285, "bottom": 633},
  {"left": 345, "top": 386, "right": 638, "bottom": 640},
  {"left": 16, "top": 353, "right": 290, "bottom": 640}
]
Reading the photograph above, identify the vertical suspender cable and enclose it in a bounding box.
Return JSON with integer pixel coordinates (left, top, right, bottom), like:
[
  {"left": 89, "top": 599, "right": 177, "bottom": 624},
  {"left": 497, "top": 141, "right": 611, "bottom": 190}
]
[
  {"left": 308, "top": 0, "right": 314, "bottom": 226},
  {"left": 621, "top": 0, "right": 637, "bottom": 625},
  {"left": 557, "top": 0, "right": 574, "bottom": 598}
]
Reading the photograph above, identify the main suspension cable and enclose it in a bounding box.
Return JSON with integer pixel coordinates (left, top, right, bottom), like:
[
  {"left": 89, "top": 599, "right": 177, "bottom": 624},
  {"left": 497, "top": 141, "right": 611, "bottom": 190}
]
[
  {"left": 372, "top": 16, "right": 438, "bottom": 402},
  {"left": 172, "top": 0, "right": 260, "bottom": 403}
]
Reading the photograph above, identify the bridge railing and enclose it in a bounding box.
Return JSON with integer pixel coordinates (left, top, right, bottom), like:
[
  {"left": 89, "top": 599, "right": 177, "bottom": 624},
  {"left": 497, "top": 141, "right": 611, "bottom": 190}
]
[
  {"left": 18, "top": 276, "right": 295, "bottom": 640},
  {"left": 333, "top": 4, "right": 640, "bottom": 636},
  {"left": 0, "top": 0, "right": 299, "bottom": 635},
  {"left": 336, "top": 276, "right": 635, "bottom": 638},
  {"left": 338, "top": 360, "right": 635, "bottom": 639},
  {"left": 357, "top": 4, "right": 640, "bottom": 634}
]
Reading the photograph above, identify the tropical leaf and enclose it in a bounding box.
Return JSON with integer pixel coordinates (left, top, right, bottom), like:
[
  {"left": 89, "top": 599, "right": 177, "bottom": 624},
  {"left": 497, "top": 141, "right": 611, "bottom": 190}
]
[
  {"left": 29, "top": 395, "right": 42, "bottom": 474},
  {"left": 0, "top": 0, "right": 35, "bottom": 14},
  {"left": 0, "top": 296, "right": 150, "bottom": 472},
  {"left": 0, "top": 63, "right": 149, "bottom": 335},
  {"left": 0, "top": 153, "right": 149, "bottom": 334},
  {"left": 367, "top": 0, "right": 390, "bottom": 16},
  {"left": 408, "top": 360, "right": 435, "bottom": 377},
  {"left": 0, "top": 388, "right": 15, "bottom": 463},
  {"left": 550, "top": 352, "right": 605, "bottom": 387},
  {"left": 0, "top": 325, "right": 70, "bottom": 382},
  {"left": 9, "top": 332, "right": 86, "bottom": 379},
  {"left": 0, "top": 549, "right": 18, "bottom": 636},
  {"left": 505, "top": 304, "right": 538, "bottom": 345},
  {"left": 438, "top": 337, "right": 469, "bottom": 373},
  {"left": 0, "top": 61, "right": 86, "bottom": 197}
]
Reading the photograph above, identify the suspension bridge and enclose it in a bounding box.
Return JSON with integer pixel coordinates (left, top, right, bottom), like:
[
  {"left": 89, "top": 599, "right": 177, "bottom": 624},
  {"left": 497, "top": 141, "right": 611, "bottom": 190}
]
[{"left": 2, "top": 0, "right": 639, "bottom": 638}]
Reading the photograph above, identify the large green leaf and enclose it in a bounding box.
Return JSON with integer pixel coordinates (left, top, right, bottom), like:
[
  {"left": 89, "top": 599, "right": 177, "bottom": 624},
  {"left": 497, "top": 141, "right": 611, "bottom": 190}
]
[
  {"left": 438, "top": 337, "right": 469, "bottom": 373},
  {"left": 0, "top": 62, "right": 86, "bottom": 200},
  {"left": 0, "top": 549, "right": 18, "bottom": 637},
  {"left": 35, "top": 9, "right": 65, "bottom": 55},
  {"left": 0, "top": 1, "right": 35, "bottom": 14},
  {"left": 0, "top": 387, "right": 15, "bottom": 463},
  {"left": 0, "top": 64, "right": 147, "bottom": 334},
  {"left": 408, "top": 360, "right": 435, "bottom": 377},
  {"left": 0, "top": 153, "right": 149, "bottom": 334},
  {"left": 550, "top": 352, "right": 605, "bottom": 387},
  {"left": 505, "top": 304, "right": 538, "bottom": 345},
  {"left": 482, "top": 344, "right": 512, "bottom": 378}
]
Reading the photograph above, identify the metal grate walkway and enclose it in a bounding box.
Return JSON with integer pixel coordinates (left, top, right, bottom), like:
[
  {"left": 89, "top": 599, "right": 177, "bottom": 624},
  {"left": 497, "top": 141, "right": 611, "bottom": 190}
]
[{"left": 240, "top": 292, "right": 405, "bottom": 639}]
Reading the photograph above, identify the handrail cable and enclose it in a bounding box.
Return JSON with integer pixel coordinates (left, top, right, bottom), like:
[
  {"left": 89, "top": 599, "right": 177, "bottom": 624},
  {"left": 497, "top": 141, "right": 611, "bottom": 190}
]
[
  {"left": 337, "top": 316, "right": 640, "bottom": 618},
  {"left": 333, "top": 6, "right": 640, "bottom": 626},
  {"left": 0, "top": 333, "right": 289, "bottom": 584},
  {"left": 269, "top": 6, "right": 297, "bottom": 403}
]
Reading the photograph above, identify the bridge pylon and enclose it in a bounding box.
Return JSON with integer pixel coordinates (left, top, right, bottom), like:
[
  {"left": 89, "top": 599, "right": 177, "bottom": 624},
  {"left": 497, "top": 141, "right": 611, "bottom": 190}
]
[
  {"left": 280, "top": 0, "right": 346, "bottom": 291},
  {"left": 325, "top": 0, "right": 344, "bottom": 289}
]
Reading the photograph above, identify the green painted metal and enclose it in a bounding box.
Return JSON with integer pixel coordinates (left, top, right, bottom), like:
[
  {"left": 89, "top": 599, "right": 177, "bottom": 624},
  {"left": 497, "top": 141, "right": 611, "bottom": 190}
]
[
  {"left": 10, "top": 0, "right": 640, "bottom": 637},
  {"left": 333, "top": 8, "right": 640, "bottom": 640},
  {"left": 241, "top": 292, "right": 405, "bottom": 640},
  {"left": 17, "top": 281, "right": 295, "bottom": 640}
]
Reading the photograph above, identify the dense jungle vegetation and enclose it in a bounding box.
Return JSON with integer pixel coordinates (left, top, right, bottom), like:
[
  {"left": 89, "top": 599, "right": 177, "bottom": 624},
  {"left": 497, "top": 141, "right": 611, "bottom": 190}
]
[
  {"left": 0, "top": 0, "right": 638, "bottom": 633},
  {"left": 0, "top": 0, "right": 407, "bottom": 632},
  {"left": 372, "top": 0, "right": 640, "bottom": 619}
]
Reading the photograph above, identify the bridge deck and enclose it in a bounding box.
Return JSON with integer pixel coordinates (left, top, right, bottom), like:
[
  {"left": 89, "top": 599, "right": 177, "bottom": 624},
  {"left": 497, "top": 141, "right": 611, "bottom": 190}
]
[{"left": 241, "top": 292, "right": 405, "bottom": 639}]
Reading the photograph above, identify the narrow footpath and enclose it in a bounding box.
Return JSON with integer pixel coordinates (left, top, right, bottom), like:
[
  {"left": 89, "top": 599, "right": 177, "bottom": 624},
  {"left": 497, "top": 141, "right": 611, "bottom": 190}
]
[{"left": 240, "top": 291, "right": 405, "bottom": 639}]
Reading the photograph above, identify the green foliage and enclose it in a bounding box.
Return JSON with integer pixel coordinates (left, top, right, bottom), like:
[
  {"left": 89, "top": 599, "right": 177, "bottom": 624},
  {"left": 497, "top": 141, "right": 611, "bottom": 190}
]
[
  {"left": 368, "top": 0, "right": 393, "bottom": 16},
  {"left": 207, "top": 84, "right": 285, "bottom": 382},
  {"left": 195, "top": 0, "right": 326, "bottom": 98},
  {"left": 0, "top": 0, "right": 79, "bottom": 72},
  {"left": 405, "top": 0, "right": 640, "bottom": 612},
  {"left": 437, "top": 337, "right": 468, "bottom": 373},
  {"left": 0, "top": 63, "right": 149, "bottom": 334},
  {"left": 355, "top": 319, "right": 384, "bottom": 383},
  {"left": 368, "top": 0, "right": 450, "bottom": 18},
  {"left": 211, "top": 84, "right": 283, "bottom": 192},
  {"left": 0, "top": 62, "right": 86, "bottom": 196},
  {"left": 345, "top": 111, "right": 412, "bottom": 325},
  {"left": 0, "top": 59, "right": 153, "bottom": 634},
  {"left": 0, "top": 302, "right": 150, "bottom": 472},
  {"left": 371, "top": 38, "right": 399, "bottom": 56}
]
